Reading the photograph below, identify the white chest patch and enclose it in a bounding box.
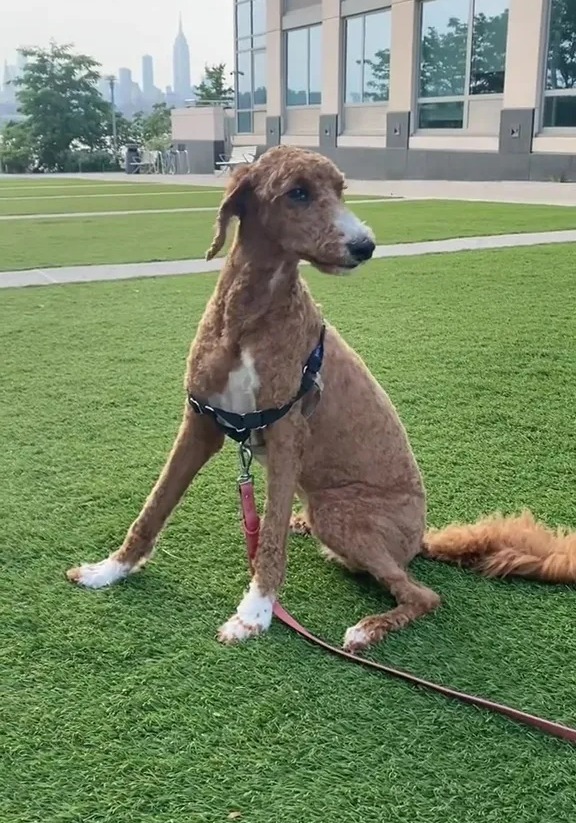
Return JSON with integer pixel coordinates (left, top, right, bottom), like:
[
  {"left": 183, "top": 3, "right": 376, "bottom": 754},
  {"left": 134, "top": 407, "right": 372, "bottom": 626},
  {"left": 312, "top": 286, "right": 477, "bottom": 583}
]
[{"left": 208, "top": 350, "right": 260, "bottom": 414}]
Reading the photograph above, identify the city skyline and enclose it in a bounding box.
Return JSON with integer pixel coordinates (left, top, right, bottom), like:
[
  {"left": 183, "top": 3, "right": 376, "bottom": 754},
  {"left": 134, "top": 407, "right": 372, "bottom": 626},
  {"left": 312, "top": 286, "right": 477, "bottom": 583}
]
[
  {"left": 1, "top": 12, "right": 227, "bottom": 120},
  {"left": 0, "top": 0, "right": 233, "bottom": 91}
]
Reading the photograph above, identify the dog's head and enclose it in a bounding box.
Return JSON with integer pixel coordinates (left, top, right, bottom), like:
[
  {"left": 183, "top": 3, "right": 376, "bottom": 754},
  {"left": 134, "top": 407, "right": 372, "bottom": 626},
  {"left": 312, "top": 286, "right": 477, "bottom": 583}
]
[{"left": 206, "top": 146, "right": 375, "bottom": 275}]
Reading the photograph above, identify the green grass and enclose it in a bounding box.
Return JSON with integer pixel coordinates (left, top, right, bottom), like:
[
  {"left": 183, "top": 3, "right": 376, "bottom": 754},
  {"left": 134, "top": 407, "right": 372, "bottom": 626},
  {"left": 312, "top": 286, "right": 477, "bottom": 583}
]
[
  {"left": 1, "top": 245, "right": 575, "bottom": 822},
  {"left": 1, "top": 199, "right": 575, "bottom": 272},
  {"left": 0, "top": 189, "right": 382, "bottom": 216},
  {"left": 0, "top": 183, "right": 223, "bottom": 198},
  {"left": 0, "top": 189, "right": 226, "bottom": 215}
]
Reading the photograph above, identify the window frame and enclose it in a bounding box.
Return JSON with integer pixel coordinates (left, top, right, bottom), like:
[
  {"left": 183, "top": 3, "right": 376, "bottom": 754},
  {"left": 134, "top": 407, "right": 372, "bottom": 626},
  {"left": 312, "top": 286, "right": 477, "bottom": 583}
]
[
  {"left": 540, "top": 0, "right": 576, "bottom": 133},
  {"left": 415, "top": 0, "right": 508, "bottom": 133},
  {"left": 343, "top": 7, "right": 392, "bottom": 107},
  {"left": 284, "top": 24, "right": 323, "bottom": 108},
  {"left": 234, "top": 0, "right": 267, "bottom": 135}
]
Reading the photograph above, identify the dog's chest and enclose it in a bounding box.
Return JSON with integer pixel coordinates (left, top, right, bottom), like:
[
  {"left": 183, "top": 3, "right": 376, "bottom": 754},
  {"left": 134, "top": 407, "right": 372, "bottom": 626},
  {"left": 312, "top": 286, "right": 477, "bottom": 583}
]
[
  {"left": 208, "top": 351, "right": 260, "bottom": 415},
  {"left": 208, "top": 352, "right": 268, "bottom": 464}
]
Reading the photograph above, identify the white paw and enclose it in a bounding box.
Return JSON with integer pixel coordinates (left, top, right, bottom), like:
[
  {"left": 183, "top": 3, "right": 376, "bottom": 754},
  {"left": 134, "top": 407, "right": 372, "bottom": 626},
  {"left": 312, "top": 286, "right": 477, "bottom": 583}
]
[
  {"left": 218, "top": 582, "right": 273, "bottom": 644},
  {"left": 343, "top": 623, "right": 370, "bottom": 653},
  {"left": 67, "top": 558, "right": 129, "bottom": 589}
]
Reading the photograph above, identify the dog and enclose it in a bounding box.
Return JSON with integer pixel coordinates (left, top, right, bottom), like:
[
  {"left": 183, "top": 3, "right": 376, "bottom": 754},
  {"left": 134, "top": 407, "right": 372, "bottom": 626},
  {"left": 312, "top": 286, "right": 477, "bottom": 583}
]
[{"left": 67, "top": 146, "right": 576, "bottom": 652}]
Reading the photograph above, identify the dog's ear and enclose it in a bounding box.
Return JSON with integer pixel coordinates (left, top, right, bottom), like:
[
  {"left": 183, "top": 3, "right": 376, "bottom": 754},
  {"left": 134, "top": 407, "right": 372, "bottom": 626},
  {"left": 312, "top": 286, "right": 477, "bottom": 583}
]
[{"left": 205, "top": 165, "right": 253, "bottom": 261}]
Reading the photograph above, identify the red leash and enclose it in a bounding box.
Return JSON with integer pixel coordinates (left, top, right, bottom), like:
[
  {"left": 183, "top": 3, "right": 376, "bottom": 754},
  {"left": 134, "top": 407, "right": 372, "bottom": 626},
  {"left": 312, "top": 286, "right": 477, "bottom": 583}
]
[{"left": 237, "top": 459, "right": 576, "bottom": 745}]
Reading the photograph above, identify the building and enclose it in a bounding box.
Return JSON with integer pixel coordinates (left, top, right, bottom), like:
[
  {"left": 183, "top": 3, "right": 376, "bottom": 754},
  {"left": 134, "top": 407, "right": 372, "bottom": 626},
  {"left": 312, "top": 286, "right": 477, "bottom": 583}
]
[
  {"left": 230, "top": 0, "right": 576, "bottom": 181},
  {"left": 142, "top": 54, "right": 155, "bottom": 98},
  {"left": 173, "top": 14, "right": 192, "bottom": 104},
  {"left": 117, "top": 67, "right": 134, "bottom": 112}
]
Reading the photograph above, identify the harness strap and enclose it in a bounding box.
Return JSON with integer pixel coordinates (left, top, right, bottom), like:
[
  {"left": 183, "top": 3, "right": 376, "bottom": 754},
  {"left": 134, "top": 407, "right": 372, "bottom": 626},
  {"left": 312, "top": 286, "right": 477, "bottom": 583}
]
[{"left": 188, "top": 324, "right": 326, "bottom": 443}]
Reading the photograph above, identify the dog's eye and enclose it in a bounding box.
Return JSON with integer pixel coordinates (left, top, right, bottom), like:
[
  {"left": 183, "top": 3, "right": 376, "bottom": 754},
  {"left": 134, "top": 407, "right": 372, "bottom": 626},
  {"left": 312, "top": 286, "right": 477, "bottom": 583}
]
[{"left": 287, "top": 187, "right": 311, "bottom": 203}]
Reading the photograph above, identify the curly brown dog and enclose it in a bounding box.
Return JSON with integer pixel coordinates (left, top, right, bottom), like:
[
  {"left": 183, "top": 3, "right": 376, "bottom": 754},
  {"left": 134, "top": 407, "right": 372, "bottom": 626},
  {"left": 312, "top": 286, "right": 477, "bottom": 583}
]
[{"left": 67, "top": 146, "right": 576, "bottom": 653}]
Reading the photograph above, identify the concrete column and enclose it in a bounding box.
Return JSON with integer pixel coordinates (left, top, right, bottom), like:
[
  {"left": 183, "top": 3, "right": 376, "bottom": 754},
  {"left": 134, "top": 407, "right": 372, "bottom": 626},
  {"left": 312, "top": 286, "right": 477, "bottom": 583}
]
[
  {"left": 266, "top": 0, "right": 283, "bottom": 144},
  {"left": 499, "top": 0, "right": 547, "bottom": 153},
  {"left": 266, "top": 0, "right": 282, "bottom": 117},
  {"left": 503, "top": 0, "right": 547, "bottom": 109},
  {"left": 386, "top": 0, "right": 418, "bottom": 148},
  {"left": 388, "top": 0, "right": 418, "bottom": 111},
  {"left": 319, "top": 0, "right": 341, "bottom": 147}
]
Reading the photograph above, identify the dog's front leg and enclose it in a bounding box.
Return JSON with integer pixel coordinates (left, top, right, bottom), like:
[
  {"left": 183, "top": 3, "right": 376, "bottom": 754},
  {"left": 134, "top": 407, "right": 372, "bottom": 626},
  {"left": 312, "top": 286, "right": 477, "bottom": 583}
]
[{"left": 219, "top": 416, "right": 304, "bottom": 644}]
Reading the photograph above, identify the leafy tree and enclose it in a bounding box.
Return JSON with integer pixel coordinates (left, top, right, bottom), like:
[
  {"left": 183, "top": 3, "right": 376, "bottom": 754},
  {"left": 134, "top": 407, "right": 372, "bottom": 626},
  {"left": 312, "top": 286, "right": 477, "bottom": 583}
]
[
  {"left": 130, "top": 103, "right": 172, "bottom": 150},
  {"left": 420, "top": 16, "right": 469, "bottom": 97},
  {"left": 195, "top": 63, "right": 234, "bottom": 104},
  {"left": 364, "top": 48, "right": 391, "bottom": 102},
  {"left": 469, "top": 11, "right": 509, "bottom": 94},
  {"left": 546, "top": 0, "right": 576, "bottom": 89},
  {"left": 0, "top": 120, "right": 34, "bottom": 173},
  {"left": 14, "top": 41, "right": 109, "bottom": 171},
  {"left": 419, "top": 10, "right": 509, "bottom": 98}
]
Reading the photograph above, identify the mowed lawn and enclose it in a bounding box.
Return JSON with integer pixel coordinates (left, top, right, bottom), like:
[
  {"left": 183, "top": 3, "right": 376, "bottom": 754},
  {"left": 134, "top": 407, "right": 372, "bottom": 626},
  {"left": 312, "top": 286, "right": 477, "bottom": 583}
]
[
  {"left": 1, "top": 244, "right": 575, "bottom": 823},
  {"left": 1, "top": 195, "right": 576, "bottom": 271}
]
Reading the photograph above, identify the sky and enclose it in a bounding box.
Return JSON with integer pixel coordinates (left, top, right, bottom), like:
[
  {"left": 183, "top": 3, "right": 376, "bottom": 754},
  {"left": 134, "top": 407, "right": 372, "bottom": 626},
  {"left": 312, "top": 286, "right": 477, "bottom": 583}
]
[{"left": 1, "top": 0, "right": 234, "bottom": 90}]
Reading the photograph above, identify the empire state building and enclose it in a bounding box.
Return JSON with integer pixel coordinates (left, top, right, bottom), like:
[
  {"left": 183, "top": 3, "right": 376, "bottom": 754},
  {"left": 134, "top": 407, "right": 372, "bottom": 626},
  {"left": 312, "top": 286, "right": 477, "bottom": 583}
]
[{"left": 173, "top": 14, "right": 192, "bottom": 103}]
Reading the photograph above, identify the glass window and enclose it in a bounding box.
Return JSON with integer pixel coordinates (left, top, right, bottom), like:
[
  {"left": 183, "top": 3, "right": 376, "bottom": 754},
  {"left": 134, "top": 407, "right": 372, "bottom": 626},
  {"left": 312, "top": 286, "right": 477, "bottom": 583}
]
[
  {"left": 237, "top": 111, "right": 253, "bottom": 133},
  {"left": 419, "top": 0, "right": 469, "bottom": 98},
  {"left": 286, "top": 25, "right": 322, "bottom": 106},
  {"left": 544, "top": 0, "right": 576, "bottom": 127},
  {"left": 236, "top": 1, "right": 252, "bottom": 40},
  {"left": 252, "top": 0, "right": 266, "bottom": 35},
  {"left": 469, "top": 0, "right": 509, "bottom": 94},
  {"left": 344, "top": 10, "right": 391, "bottom": 104},
  {"left": 417, "top": 0, "right": 509, "bottom": 130},
  {"left": 234, "top": 0, "right": 267, "bottom": 134},
  {"left": 308, "top": 25, "right": 322, "bottom": 105},
  {"left": 236, "top": 50, "right": 253, "bottom": 110},
  {"left": 419, "top": 100, "right": 465, "bottom": 128},
  {"left": 286, "top": 28, "right": 309, "bottom": 106},
  {"left": 345, "top": 16, "right": 364, "bottom": 104},
  {"left": 253, "top": 49, "right": 267, "bottom": 106}
]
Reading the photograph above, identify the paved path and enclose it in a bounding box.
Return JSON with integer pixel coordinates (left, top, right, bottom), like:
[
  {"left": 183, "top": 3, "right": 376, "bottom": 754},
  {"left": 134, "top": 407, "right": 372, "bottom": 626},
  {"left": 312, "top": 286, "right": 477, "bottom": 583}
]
[
  {"left": 0, "top": 198, "right": 390, "bottom": 221},
  {"left": 2, "top": 228, "right": 576, "bottom": 290},
  {"left": 4, "top": 171, "right": 576, "bottom": 207}
]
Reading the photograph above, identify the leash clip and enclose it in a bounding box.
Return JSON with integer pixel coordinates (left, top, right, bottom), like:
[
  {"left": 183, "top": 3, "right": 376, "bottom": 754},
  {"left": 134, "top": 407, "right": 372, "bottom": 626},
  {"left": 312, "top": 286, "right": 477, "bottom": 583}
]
[{"left": 237, "top": 441, "right": 254, "bottom": 483}]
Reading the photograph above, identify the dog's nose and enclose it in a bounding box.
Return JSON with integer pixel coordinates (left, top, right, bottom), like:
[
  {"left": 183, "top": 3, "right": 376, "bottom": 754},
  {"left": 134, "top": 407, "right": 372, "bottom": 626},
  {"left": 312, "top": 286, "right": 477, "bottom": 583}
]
[{"left": 347, "top": 238, "right": 376, "bottom": 262}]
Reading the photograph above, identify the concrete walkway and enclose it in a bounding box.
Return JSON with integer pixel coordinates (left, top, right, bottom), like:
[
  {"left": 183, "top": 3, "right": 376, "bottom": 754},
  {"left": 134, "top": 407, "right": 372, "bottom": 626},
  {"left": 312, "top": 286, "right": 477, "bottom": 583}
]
[
  {"left": 3, "top": 171, "right": 576, "bottom": 206},
  {"left": 3, "top": 228, "right": 576, "bottom": 290}
]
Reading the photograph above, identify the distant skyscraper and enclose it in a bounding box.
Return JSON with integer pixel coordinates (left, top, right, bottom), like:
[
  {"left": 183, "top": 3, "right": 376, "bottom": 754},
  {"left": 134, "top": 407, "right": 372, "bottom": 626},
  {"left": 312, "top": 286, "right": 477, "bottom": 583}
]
[
  {"left": 173, "top": 13, "right": 191, "bottom": 103},
  {"left": 117, "top": 67, "right": 133, "bottom": 112},
  {"left": 142, "top": 54, "right": 154, "bottom": 97}
]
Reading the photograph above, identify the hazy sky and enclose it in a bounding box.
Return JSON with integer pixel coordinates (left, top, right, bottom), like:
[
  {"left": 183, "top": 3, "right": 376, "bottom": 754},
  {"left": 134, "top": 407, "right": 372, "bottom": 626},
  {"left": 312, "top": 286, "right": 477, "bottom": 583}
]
[{"left": 1, "top": 0, "right": 234, "bottom": 90}]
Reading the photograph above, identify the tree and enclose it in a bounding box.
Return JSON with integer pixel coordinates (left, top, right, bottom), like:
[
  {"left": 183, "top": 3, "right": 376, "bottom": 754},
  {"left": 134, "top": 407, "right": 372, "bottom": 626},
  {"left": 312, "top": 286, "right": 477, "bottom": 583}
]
[
  {"left": 364, "top": 48, "right": 391, "bottom": 103},
  {"left": 138, "top": 102, "right": 172, "bottom": 149},
  {"left": 14, "top": 42, "right": 109, "bottom": 171},
  {"left": 0, "top": 120, "right": 34, "bottom": 173},
  {"left": 546, "top": 0, "right": 576, "bottom": 89},
  {"left": 420, "top": 16, "right": 469, "bottom": 98},
  {"left": 195, "top": 63, "right": 233, "bottom": 104},
  {"left": 469, "top": 11, "right": 509, "bottom": 95}
]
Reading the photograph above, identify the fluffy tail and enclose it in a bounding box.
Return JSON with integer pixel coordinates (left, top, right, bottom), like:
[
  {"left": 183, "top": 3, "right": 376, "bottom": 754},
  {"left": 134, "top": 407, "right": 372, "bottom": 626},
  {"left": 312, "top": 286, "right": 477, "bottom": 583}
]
[{"left": 422, "top": 509, "right": 576, "bottom": 583}]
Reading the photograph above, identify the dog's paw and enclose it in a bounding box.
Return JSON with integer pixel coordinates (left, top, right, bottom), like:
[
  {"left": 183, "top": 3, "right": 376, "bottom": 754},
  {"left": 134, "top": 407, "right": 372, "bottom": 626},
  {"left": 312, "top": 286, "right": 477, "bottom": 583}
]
[
  {"left": 66, "top": 558, "right": 129, "bottom": 589},
  {"left": 218, "top": 582, "right": 273, "bottom": 644},
  {"left": 342, "top": 623, "right": 371, "bottom": 654},
  {"left": 289, "top": 513, "right": 312, "bottom": 537},
  {"left": 218, "top": 615, "right": 264, "bottom": 644}
]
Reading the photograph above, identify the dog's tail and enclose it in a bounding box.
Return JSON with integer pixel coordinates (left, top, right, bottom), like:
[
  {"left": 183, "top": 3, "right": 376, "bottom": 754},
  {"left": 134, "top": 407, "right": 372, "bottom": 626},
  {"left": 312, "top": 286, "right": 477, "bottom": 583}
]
[{"left": 422, "top": 509, "right": 576, "bottom": 583}]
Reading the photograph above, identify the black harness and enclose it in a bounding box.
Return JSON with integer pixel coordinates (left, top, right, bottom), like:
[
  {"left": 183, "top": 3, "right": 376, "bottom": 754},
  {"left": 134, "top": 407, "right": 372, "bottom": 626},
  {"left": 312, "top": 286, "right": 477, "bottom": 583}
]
[{"left": 187, "top": 323, "right": 326, "bottom": 444}]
